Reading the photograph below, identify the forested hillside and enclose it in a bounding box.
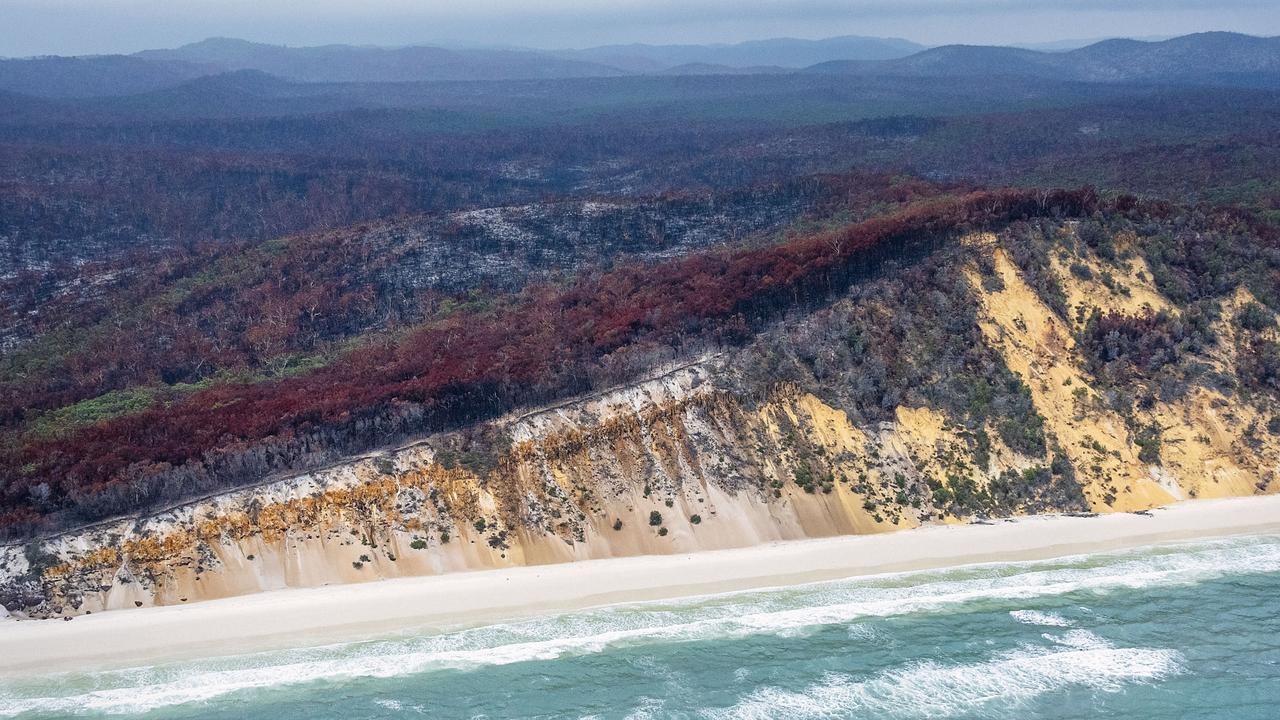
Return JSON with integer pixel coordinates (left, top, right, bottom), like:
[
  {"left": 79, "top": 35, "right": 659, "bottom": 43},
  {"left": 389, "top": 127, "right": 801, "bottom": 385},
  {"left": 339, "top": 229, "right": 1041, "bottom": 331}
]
[
  {"left": 1, "top": 31, "right": 1279, "bottom": 615},
  {"left": 3, "top": 179, "right": 1278, "bottom": 537},
  {"left": 3, "top": 184, "right": 1278, "bottom": 616}
]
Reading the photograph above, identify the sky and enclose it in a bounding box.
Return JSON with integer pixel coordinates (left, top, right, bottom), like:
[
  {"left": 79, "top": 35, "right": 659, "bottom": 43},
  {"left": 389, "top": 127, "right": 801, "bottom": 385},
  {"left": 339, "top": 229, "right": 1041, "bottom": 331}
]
[{"left": 2, "top": 0, "right": 1278, "bottom": 57}]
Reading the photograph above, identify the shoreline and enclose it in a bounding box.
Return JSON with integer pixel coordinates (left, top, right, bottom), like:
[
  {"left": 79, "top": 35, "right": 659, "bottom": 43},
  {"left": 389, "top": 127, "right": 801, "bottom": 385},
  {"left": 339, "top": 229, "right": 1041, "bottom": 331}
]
[{"left": 2, "top": 494, "right": 1279, "bottom": 677}]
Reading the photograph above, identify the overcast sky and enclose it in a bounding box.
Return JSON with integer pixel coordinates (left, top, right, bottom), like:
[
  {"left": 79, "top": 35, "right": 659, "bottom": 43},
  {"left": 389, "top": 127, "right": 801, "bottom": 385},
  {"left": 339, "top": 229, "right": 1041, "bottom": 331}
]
[{"left": 3, "top": 0, "right": 1278, "bottom": 57}]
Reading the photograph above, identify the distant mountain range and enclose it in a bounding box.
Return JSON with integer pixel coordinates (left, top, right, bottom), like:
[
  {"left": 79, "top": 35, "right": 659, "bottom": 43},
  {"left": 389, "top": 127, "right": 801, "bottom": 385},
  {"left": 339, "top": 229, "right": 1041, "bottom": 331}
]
[
  {"left": 1, "top": 32, "right": 1276, "bottom": 98},
  {"left": 549, "top": 36, "right": 926, "bottom": 72},
  {"left": 0, "top": 54, "right": 210, "bottom": 98},
  {"left": 1015, "top": 35, "right": 1174, "bottom": 52},
  {"left": 808, "top": 32, "right": 1280, "bottom": 85},
  {"left": 136, "top": 38, "right": 630, "bottom": 84}
]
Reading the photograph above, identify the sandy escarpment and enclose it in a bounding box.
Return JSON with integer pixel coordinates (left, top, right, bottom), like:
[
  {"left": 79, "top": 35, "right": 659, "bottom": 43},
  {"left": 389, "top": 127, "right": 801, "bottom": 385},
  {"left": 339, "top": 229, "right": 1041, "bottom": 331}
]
[
  {"left": 0, "top": 361, "right": 907, "bottom": 617},
  {"left": 4, "top": 226, "right": 1278, "bottom": 619}
]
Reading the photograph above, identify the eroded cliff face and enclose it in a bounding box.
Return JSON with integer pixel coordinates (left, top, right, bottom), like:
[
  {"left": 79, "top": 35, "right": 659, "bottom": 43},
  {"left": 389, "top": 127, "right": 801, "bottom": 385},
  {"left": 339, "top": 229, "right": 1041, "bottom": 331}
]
[
  {"left": 2, "top": 227, "right": 1276, "bottom": 619},
  {"left": 0, "top": 365, "right": 929, "bottom": 618},
  {"left": 967, "top": 237, "right": 1279, "bottom": 510}
]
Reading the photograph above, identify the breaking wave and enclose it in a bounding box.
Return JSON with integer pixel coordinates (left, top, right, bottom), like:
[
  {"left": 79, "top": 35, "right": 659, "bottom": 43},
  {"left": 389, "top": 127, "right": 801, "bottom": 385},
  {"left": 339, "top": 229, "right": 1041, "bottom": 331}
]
[{"left": 703, "top": 629, "right": 1182, "bottom": 719}]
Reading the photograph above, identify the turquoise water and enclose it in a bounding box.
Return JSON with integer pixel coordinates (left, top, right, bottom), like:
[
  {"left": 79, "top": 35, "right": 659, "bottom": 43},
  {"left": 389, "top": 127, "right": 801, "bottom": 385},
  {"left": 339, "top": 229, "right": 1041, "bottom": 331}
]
[{"left": 3, "top": 532, "right": 1280, "bottom": 719}]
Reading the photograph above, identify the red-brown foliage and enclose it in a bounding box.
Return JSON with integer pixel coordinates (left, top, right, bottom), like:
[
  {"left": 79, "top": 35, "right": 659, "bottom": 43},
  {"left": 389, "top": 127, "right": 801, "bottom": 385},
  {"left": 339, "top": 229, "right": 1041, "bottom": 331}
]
[{"left": 1, "top": 186, "right": 1108, "bottom": 534}]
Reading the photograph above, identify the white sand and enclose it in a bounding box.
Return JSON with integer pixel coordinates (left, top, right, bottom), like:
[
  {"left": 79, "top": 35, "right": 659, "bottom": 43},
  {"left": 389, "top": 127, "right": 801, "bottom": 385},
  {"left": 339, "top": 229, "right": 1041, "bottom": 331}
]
[{"left": 2, "top": 495, "right": 1278, "bottom": 676}]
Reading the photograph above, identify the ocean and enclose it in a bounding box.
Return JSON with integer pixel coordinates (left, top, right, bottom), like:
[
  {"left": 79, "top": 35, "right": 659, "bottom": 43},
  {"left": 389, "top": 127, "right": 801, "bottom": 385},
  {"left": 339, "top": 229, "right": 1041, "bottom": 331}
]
[{"left": 2, "top": 531, "right": 1279, "bottom": 719}]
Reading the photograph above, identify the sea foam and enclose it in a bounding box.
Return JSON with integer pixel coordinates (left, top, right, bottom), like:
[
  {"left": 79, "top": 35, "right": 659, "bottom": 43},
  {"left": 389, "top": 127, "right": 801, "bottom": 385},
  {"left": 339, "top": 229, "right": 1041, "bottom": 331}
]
[
  {"left": 704, "top": 630, "right": 1184, "bottom": 719},
  {"left": 1010, "top": 609, "right": 1073, "bottom": 627}
]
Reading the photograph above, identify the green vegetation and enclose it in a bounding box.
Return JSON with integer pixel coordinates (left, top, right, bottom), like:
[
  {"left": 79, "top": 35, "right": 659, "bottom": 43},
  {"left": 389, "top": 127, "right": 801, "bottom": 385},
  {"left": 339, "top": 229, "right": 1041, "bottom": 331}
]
[
  {"left": 25, "top": 387, "right": 160, "bottom": 439},
  {"left": 1134, "top": 425, "right": 1163, "bottom": 465},
  {"left": 793, "top": 467, "right": 816, "bottom": 493},
  {"left": 1237, "top": 303, "right": 1275, "bottom": 332},
  {"left": 20, "top": 349, "right": 338, "bottom": 443}
]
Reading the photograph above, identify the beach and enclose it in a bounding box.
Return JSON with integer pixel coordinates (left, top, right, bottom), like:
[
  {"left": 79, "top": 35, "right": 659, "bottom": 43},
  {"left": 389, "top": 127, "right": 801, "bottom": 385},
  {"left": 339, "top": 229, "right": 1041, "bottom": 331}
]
[{"left": 3, "top": 494, "right": 1279, "bottom": 678}]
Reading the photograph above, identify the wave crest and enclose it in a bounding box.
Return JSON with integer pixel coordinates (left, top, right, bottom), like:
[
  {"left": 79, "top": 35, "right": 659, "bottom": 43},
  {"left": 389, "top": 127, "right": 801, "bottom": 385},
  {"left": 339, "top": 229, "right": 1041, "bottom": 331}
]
[{"left": 704, "top": 630, "right": 1183, "bottom": 719}]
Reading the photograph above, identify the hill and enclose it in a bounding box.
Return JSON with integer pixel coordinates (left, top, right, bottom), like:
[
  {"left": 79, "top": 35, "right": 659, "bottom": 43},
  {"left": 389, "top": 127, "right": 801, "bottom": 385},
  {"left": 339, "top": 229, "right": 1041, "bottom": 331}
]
[
  {"left": 653, "top": 62, "right": 787, "bottom": 76},
  {"left": 809, "top": 32, "right": 1280, "bottom": 86},
  {"left": 136, "top": 37, "right": 631, "bottom": 83},
  {"left": 556, "top": 35, "right": 926, "bottom": 70},
  {"left": 1066, "top": 32, "right": 1280, "bottom": 82},
  {"left": 0, "top": 54, "right": 210, "bottom": 97}
]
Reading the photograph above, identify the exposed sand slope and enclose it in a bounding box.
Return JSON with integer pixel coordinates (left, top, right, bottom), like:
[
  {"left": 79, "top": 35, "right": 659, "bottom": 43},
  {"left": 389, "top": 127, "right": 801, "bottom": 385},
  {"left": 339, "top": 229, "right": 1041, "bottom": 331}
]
[
  {"left": 969, "top": 244, "right": 1175, "bottom": 510},
  {"left": 966, "top": 235, "right": 1279, "bottom": 512}
]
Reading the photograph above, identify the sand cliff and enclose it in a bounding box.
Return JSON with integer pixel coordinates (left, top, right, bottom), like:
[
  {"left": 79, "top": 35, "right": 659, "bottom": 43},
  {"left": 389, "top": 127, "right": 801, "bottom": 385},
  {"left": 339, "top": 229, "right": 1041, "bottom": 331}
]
[{"left": 3, "top": 229, "right": 1276, "bottom": 619}]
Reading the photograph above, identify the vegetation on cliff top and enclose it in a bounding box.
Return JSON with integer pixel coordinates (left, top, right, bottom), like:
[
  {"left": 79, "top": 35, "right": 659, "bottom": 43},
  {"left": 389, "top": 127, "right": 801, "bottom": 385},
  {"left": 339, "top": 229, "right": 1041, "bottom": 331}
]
[{"left": 1, "top": 184, "right": 1117, "bottom": 536}]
